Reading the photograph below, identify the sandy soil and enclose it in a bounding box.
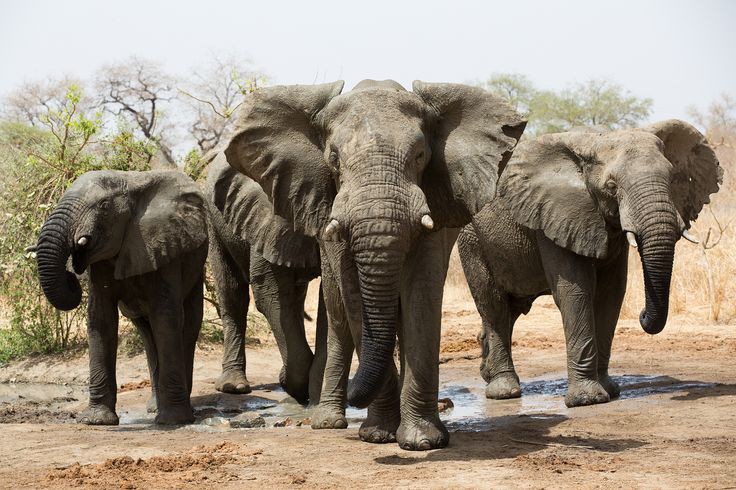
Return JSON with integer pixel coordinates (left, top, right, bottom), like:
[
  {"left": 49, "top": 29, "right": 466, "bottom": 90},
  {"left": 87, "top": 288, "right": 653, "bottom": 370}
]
[{"left": 0, "top": 294, "right": 735, "bottom": 489}]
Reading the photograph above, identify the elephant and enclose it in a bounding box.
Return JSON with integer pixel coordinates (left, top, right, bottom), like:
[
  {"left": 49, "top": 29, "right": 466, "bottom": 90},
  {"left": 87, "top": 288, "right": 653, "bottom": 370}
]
[
  {"left": 205, "top": 153, "right": 327, "bottom": 405},
  {"left": 224, "top": 79, "right": 526, "bottom": 450},
  {"left": 35, "top": 169, "right": 208, "bottom": 425},
  {"left": 458, "top": 120, "right": 722, "bottom": 407}
]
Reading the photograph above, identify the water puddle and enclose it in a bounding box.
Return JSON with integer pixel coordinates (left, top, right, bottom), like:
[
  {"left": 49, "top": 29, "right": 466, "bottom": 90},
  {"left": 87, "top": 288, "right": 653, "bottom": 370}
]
[{"left": 0, "top": 373, "right": 717, "bottom": 430}]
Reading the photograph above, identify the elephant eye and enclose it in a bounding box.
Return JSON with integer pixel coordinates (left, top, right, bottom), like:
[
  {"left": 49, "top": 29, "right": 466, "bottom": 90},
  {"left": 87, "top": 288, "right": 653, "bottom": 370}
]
[
  {"left": 98, "top": 200, "right": 109, "bottom": 211},
  {"left": 605, "top": 179, "right": 617, "bottom": 194},
  {"left": 328, "top": 149, "right": 339, "bottom": 167},
  {"left": 416, "top": 151, "right": 425, "bottom": 163}
]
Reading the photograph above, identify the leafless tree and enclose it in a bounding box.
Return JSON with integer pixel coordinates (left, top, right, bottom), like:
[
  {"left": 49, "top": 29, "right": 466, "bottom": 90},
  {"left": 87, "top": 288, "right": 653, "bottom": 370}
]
[
  {"left": 2, "top": 77, "right": 92, "bottom": 127},
  {"left": 179, "top": 54, "right": 265, "bottom": 159},
  {"left": 95, "top": 57, "right": 178, "bottom": 167}
]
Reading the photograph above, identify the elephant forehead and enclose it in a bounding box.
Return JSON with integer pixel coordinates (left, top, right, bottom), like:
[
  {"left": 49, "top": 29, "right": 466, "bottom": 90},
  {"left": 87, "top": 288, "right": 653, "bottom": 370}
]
[
  {"left": 595, "top": 130, "right": 664, "bottom": 157},
  {"left": 67, "top": 170, "right": 126, "bottom": 195},
  {"left": 324, "top": 88, "right": 427, "bottom": 123}
]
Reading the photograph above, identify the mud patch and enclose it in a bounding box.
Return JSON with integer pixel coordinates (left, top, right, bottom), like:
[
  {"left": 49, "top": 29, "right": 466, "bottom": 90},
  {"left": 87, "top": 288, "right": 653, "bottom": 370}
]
[
  {"left": 0, "top": 399, "right": 77, "bottom": 424},
  {"left": 119, "top": 379, "right": 151, "bottom": 393},
  {"left": 46, "top": 441, "right": 261, "bottom": 488}
]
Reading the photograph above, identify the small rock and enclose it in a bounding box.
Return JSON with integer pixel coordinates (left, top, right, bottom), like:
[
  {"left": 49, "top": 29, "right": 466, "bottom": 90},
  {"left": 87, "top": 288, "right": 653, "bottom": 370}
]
[
  {"left": 230, "top": 411, "right": 266, "bottom": 428},
  {"left": 273, "top": 417, "right": 294, "bottom": 427},
  {"left": 295, "top": 417, "right": 311, "bottom": 427},
  {"left": 201, "top": 416, "right": 231, "bottom": 429},
  {"left": 438, "top": 398, "right": 454, "bottom": 412}
]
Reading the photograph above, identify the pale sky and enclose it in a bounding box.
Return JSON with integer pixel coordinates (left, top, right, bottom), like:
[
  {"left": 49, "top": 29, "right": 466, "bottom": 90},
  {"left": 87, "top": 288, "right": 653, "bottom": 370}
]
[{"left": 1, "top": 0, "right": 734, "bottom": 122}]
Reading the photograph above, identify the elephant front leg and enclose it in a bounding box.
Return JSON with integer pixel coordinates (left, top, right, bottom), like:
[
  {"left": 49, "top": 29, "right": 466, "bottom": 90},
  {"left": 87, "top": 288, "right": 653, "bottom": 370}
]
[
  {"left": 594, "top": 247, "right": 628, "bottom": 399},
  {"left": 80, "top": 278, "right": 120, "bottom": 425},
  {"left": 210, "top": 239, "right": 251, "bottom": 395},
  {"left": 308, "top": 285, "right": 329, "bottom": 404},
  {"left": 183, "top": 274, "right": 204, "bottom": 397},
  {"left": 538, "top": 235, "right": 609, "bottom": 408}
]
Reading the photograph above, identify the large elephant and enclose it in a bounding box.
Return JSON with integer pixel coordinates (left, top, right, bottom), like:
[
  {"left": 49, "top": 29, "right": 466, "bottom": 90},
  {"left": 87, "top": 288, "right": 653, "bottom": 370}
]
[
  {"left": 35, "top": 170, "right": 208, "bottom": 425},
  {"left": 458, "top": 121, "right": 722, "bottom": 407},
  {"left": 224, "top": 79, "right": 526, "bottom": 450},
  {"left": 205, "top": 154, "right": 327, "bottom": 404}
]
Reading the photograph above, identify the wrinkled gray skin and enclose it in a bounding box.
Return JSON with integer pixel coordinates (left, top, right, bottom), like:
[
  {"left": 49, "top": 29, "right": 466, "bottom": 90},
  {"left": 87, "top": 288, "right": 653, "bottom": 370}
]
[
  {"left": 458, "top": 121, "right": 722, "bottom": 407},
  {"left": 225, "top": 80, "right": 525, "bottom": 450},
  {"left": 35, "top": 170, "right": 208, "bottom": 425},
  {"left": 205, "top": 154, "right": 327, "bottom": 404}
]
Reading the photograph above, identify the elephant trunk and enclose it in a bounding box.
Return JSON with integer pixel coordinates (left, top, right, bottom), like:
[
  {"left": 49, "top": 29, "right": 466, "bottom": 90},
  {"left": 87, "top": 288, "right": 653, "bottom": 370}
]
[
  {"left": 345, "top": 177, "right": 412, "bottom": 408},
  {"left": 630, "top": 182, "right": 678, "bottom": 335},
  {"left": 36, "top": 198, "right": 83, "bottom": 311}
]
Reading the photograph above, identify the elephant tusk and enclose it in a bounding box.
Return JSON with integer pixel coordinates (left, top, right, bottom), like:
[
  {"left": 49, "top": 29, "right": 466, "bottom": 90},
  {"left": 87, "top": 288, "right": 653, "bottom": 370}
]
[
  {"left": 24, "top": 244, "right": 37, "bottom": 253},
  {"left": 324, "top": 219, "right": 341, "bottom": 240},
  {"left": 421, "top": 214, "right": 434, "bottom": 230},
  {"left": 77, "top": 237, "right": 88, "bottom": 246},
  {"left": 682, "top": 229, "right": 699, "bottom": 244},
  {"left": 626, "top": 231, "right": 637, "bottom": 248}
]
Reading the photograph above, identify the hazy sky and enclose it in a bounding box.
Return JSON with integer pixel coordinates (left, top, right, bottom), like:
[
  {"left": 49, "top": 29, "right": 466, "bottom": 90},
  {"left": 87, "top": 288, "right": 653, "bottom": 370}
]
[{"left": 1, "top": 0, "right": 734, "bottom": 122}]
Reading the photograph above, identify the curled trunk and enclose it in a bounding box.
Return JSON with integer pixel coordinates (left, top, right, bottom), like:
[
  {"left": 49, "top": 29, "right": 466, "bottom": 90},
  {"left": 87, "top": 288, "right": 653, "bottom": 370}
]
[{"left": 36, "top": 199, "right": 82, "bottom": 311}]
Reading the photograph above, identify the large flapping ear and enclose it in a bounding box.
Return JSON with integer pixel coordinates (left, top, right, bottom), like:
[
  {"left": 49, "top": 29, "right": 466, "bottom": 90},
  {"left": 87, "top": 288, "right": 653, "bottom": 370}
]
[
  {"left": 207, "top": 155, "right": 319, "bottom": 269},
  {"left": 643, "top": 119, "right": 723, "bottom": 227},
  {"left": 499, "top": 134, "right": 609, "bottom": 259},
  {"left": 115, "top": 172, "right": 208, "bottom": 280},
  {"left": 224, "top": 81, "right": 345, "bottom": 237},
  {"left": 412, "top": 81, "right": 526, "bottom": 228}
]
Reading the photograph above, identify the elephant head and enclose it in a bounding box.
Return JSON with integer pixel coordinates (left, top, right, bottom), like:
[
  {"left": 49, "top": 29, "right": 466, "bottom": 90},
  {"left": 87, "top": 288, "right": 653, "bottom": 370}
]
[
  {"left": 225, "top": 79, "right": 526, "bottom": 407},
  {"left": 499, "top": 120, "right": 722, "bottom": 335},
  {"left": 36, "top": 170, "right": 208, "bottom": 310}
]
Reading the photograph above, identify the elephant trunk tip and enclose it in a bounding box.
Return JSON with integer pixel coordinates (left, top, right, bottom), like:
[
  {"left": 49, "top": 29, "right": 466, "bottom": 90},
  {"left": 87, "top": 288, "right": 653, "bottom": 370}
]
[
  {"left": 347, "top": 375, "right": 381, "bottom": 409},
  {"left": 639, "top": 308, "right": 666, "bottom": 335}
]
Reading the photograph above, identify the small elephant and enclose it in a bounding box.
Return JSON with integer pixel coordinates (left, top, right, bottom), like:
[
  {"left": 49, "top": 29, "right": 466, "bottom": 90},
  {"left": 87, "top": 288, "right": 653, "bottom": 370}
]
[
  {"left": 36, "top": 170, "right": 208, "bottom": 425},
  {"left": 224, "top": 79, "right": 525, "bottom": 450},
  {"left": 205, "top": 154, "right": 327, "bottom": 404},
  {"left": 458, "top": 120, "right": 722, "bottom": 407}
]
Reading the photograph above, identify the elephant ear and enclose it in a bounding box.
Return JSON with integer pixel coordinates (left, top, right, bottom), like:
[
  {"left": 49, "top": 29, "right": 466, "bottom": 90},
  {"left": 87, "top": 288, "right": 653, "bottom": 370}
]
[
  {"left": 225, "top": 81, "right": 345, "bottom": 237},
  {"left": 115, "top": 172, "right": 208, "bottom": 280},
  {"left": 643, "top": 119, "right": 723, "bottom": 227},
  {"left": 413, "top": 81, "right": 526, "bottom": 228},
  {"left": 498, "top": 134, "right": 609, "bottom": 259}
]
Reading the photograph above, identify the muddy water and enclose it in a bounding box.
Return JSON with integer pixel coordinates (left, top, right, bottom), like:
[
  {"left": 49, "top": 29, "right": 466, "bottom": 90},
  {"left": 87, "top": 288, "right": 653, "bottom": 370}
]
[{"left": 0, "top": 373, "right": 716, "bottom": 430}]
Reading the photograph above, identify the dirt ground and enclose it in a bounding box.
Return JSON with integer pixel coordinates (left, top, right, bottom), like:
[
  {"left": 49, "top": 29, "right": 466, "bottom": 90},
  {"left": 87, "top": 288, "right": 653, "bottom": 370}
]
[{"left": 0, "top": 293, "right": 735, "bottom": 489}]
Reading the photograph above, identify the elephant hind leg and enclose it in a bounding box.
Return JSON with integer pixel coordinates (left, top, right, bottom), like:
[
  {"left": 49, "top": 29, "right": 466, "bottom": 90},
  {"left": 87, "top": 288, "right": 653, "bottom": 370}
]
[
  {"left": 131, "top": 317, "right": 159, "bottom": 413},
  {"left": 308, "top": 284, "right": 328, "bottom": 405},
  {"left": 183, "top": 274, "right": 204, "bottom": 397},
  {"left": 209, "top": 236, "right": 251, "bottom": 395},
  {"left": 458, "top": 230, "right": 520, "bottom": 399}
]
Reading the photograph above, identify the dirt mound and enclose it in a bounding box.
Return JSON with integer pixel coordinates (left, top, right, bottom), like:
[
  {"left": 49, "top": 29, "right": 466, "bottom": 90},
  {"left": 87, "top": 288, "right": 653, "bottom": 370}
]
[
  {"left": 47, "top": 441, "right": 262, "bottom": 488},
  {"left": 118, "top": 379, "right": 151, "bottom": 393}
]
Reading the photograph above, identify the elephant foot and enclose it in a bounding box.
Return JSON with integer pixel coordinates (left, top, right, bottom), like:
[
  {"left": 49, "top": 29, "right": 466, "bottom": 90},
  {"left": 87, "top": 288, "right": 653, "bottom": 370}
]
[
  {"left": 565, "top": 379, "right": 610, "bottom": 408},
  {"left": 485, "top": 372, "right": 521, "bottom": 400},
  {"left": 397, "top": 415, "right": 449, "bottom": 451},
  {"left": 358, "top": 410, "right": 400, "bottom": 444},
  {"left": 215, "top": 370, "right": 251, "bottom": 394},
  {"left": 155, "top": 404, "right": 195, "bottom": 425},
  {"left": 311, "top": 404, "right": 348, "bottom": 430},
  {"left": 79, "top": 404, "right": 119, "bottom": 426},
  {"left": 146, "top": 394, "right": 158, "bottom": 414},
  {"left": 598, "top": 372, "right": 621, "bottom": 399}
]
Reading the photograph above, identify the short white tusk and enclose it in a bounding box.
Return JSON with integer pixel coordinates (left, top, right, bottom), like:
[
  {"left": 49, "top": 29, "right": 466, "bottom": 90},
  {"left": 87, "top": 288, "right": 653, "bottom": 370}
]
[
  {"left": 77, "top": 237, "right": 88, "bottom": 246},
  {"left": 421, "top": 214, "right": 434, "bottom": 230},
  {"left": 626, "top": 231, "right": 637, "bottom": 248},
  {"left": 682, "top": 229, "right": 699, "bottom": 244},
  {"left": 324, "top": 219, "right": 341, "bottom": 239}
]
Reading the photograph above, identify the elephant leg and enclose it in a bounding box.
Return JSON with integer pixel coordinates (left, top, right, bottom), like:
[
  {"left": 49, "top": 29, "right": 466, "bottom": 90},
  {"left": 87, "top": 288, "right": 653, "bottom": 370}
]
[
  {"left": 251, "top": 254, "right": 313, "bottom": 405},
  {"left": 308, "top": 284, "right": 329, "bottom": 405},
  {"left": 594, "top": 248, "right": 628, "bottom": 399},
  {"left": 458, "top": 228, "right": 520, "bottom": 399},
  {"left": 395, "top": 228, "right": 458, "bottom": 451},
  {"left": 131, "top": 317, "right": 159, "bottom": 414},
  {"left": 79, "top": 278, "right": 120, "bottom": 426},
  {"left": 312, "top": 251, "right": 354, "bottom": 430},
  {"left": 209, "top": 236, "right": 251, "bottom": 394},
  {"left": 150, "top": 266, "right": 194, "bottom": 425},
  {"left": 183, "top": 274, "right": 204, "bottom": 397},
  {"left": 538, "top": 235, "right": 609, "bottom": 408}
]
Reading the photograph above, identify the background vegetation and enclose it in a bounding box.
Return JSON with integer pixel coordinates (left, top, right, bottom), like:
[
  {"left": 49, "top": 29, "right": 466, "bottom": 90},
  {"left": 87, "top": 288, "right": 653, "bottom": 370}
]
[{"left": 0, "top": 62, "right": 732, "bottom": 365}]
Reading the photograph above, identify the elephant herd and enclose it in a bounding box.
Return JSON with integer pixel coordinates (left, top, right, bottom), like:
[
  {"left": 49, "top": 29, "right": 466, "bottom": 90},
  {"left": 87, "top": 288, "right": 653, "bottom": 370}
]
[{"left": 33, "top": 79, "right": 722, "bottom": 451}]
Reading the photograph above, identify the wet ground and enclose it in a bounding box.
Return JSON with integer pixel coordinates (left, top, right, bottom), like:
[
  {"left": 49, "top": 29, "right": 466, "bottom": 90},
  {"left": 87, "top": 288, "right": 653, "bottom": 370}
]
[{"left": 0, "top": 298, "right": 735, "bottom": 488}]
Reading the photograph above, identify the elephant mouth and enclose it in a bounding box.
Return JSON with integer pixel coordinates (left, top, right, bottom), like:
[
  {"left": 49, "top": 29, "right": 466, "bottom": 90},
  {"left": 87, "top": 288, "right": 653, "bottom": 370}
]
[{"left": 71, "top": 236, "right": 91, "bottom": 274}]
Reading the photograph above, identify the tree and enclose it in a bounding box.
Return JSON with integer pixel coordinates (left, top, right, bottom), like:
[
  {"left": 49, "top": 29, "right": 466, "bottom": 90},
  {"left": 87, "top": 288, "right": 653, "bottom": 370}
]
[
  {"left": 2, "top": 77, "right": 93, "bottom": 128},
  {"left": 95, "top": 57, "right": 178, "bottom": 167},
  {"left": 179, "top": 55, "right": 265, "bottom": 155},
  {"left": 480, "top": 74, "right": 653, "bottom": 135}
]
